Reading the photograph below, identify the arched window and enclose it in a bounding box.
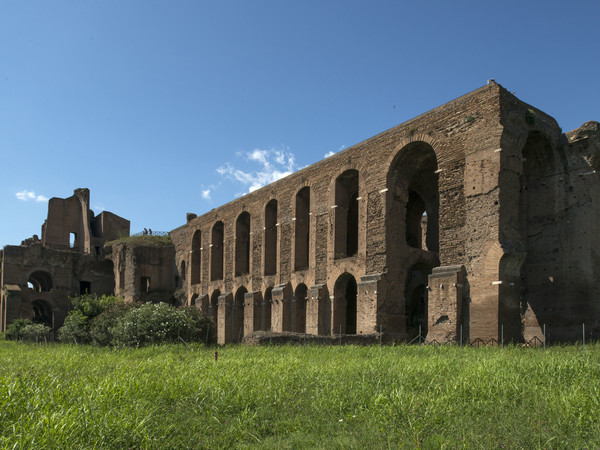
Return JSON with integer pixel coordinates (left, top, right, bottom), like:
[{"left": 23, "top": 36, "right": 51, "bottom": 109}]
[
  {"left": 191, "top": 230, "right": 201, "bottom": 284},
  {"left": 211, "top": 222, "right": 224, "bottom": 281},
  {"left": 333, "top": 273, "right": 357, "bottom": 334},
  {"left": 264, "top": 200, "right": 278, "bottom": 276},
  {"left": 388, "top": 141, "right": 439, "bottom": 252},
  {"left": 28, "top": 271, "right": 52, "bottom": 292},
  {"left": 334, "top": 170, "right": 359, "bottom": 258},
  {"left": 295, "top": 187, "right": 310, "bottom": 271},
  {"left": 294, "top": 283, "right": 308, "bottom": 333},
  {"left": 235, "top": 212, "right": 251, "bottom": 276}
]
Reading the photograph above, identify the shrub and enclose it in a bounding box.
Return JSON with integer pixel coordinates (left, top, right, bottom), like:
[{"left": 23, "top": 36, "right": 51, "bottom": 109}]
[
  {"left": 58, "top": 310, "right": 91, "bottom": 344},
  {"left": 179, "top": 306, "right": 212, "bottom": 342},
  {"left": 112, "top": 302, "right": 196, "bottom": 347},
  {"left": 69, "top": 293, "right": 123, "bottom": 321},
  {"left": 5, "top": 318, "right": 33, "bottom": 340},
  {"left": 58, "top": 294, "right": 124, "bottom": 344},
  {"left": 20, "top": 323, "right": 52, "bottom": 342},
  {"left": 90, "top": 302, "right": 140, "bottom": 346}
]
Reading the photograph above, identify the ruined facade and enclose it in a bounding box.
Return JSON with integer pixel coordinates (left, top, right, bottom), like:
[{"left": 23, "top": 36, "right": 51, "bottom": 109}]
[
  {"left": 172, "top": 83, "right": 600, "bottom": 344},
  {"left": 0, "top": 189, "right": 130, "bottom": 333},
  {"left": 2, "top": 83, "right": 599, "bottom": 344}
]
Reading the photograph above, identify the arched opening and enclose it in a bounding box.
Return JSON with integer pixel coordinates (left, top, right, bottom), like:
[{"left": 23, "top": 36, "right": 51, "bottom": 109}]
[
  {"left": 234, "top": 286, "right": 247, "bottom": 342},
  {"left": 264, "top": 200, "right": 278, "bottom": 276},
  {"left": 334, "top": 170, "right": 359, "bottom": 258},
  {"left": 405, "top": 263, "right": 433, "bottom": 340},
  {"left": 190, "top": 293, "right": 198, "bottom": 307},
  {"left": 32, "top": 300, "right": 53, "bottom": 328},
  {"left": 28, "top": 271, "right": 52, "bottom": 292},
  {"left": 191, "top": 230, "right": 201, "bottom": 284},
  {"left": 295, "top": 187, "right": 310, "bottom": 271},
  {"left": 211, "top": 222, "right": 224, "bottom": 281},
  {"left": 209, "top": 289, "right": 221, "bottom": 338},
  {"left": 388, "top": 141, "right": 439, "bottom": 252},
  {"left": 519, "top": 132, "right": 564, "bottom": 340},
  {"left": 263, "top": 286, "right": 273, "bottom": 331},
  {"left": 334, "top": 273, "right": 357, "bottom": 334},
  {"left": 235, "top": 212, "right": 251, "bottom": 276},
  {"left": 294, "top": 283, "right": 308, "bottom": 333}
]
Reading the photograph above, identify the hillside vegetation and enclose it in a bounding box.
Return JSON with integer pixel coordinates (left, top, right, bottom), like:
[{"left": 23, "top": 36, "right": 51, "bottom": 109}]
[{"left": 0, "top": 342, "right": 599, "bottom": 448}]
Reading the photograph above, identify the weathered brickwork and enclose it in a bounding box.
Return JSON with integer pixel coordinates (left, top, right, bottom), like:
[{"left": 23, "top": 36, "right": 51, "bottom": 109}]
[
  {"left": 2, "top": 84, "right": 599, "bottom": 345},
  {"left": 171, "top": 83, "right": 600, "bottom": 345}
]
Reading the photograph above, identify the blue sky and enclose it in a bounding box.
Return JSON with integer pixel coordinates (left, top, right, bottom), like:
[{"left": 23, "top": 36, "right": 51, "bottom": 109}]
[{"left": 1, "top": 1, "right": 599, "bottom": 248}]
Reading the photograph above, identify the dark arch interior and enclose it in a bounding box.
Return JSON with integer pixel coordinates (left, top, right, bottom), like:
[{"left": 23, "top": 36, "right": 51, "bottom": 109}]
[
  {"left": 295, "top": 187, "right": 310, "bottom": 271},
  {"left": 191, "top": 230, "right": 201, "bottom": 284},
  {"left": 405, "top": 263, "right": 433, "bottom": 340},
  {"left": 263, "top": 287, "right": 273, "bottom": 331},
  {"left": 335, "top": 170, "right": 359, "bottom": 259},
  {"left": 264, "top": 200, "right": 278, "bottom": 276},
  {"left": 294, "top": 283, "right": 308, "bottom": 333},
  {"left": 28, "top": 271, "right": 52, "bottom": 292},
  {"left": 235, "top": 212, "right": 251, "bottom": 276},
  {"left": 388, "top": 141, "right": 439, "bottom": 252},
  {"left": 335, "top": 273, "right": 357, "bottom": 334},
  {"left": 234, "top": 287, "right": 247, "bottom": 342},
  {"left": 32, "top": 300, "right": 52, "bottom": 328},
  {"left": 211, "top": 222, "right": 224, "bottom": 281}
]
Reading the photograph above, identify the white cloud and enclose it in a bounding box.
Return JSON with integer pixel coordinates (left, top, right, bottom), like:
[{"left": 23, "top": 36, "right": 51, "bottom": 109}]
[
  {"left": 217, "top": 148, "right": 299, "bottom": 193},
  {"left": 15, "top": 190, "right": 48, "bottom": 203},
  {"left": 201, "top": 189, "right": 211, "bottom": 200},
  {"left": 324, "top": 145, "right": 346, "bottom": 158}
]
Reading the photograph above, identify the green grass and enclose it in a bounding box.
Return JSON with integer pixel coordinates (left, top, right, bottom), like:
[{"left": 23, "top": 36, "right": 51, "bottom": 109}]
[{"left": 1, "top": 342, "right": 599, "bottom": 449}]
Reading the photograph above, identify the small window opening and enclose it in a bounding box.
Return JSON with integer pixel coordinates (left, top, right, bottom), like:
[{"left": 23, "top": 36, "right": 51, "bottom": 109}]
[
  {"left": 79, "top": 281, "right": 91, "bottom": 295},
  {"left": 140, "top": 277, "right": 150, "bottom": 294},
  {"left": 69, "top": 233, "right": 77, "bottom": 248}
]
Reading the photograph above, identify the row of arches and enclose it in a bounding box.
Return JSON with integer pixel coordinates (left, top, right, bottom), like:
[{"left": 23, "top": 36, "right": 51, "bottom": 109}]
[{"left": 188, "top": 186, "right": 312, "bottom": 284}]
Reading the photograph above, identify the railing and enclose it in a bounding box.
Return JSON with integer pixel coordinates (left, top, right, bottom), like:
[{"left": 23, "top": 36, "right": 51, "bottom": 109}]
[{"left": 131, "top": 231, "right": 170, "bottom": 237}]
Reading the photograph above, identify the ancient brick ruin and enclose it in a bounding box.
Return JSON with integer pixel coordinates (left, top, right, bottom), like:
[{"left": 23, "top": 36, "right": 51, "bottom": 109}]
[{"left": 2, "top": 83, "right": 599, "bottom": 344}]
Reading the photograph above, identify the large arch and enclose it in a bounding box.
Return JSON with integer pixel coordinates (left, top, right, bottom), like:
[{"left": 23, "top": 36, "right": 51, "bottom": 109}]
[
  {"left": 211, "top": 222, "right": 224, "bottom": 281},
  {"left": 334, "top": 170, "right": 359, "bottom": 259},
  {"left": 191, "top": 231, "right": 201, "bottom": 284},
  {"left": 387, "top": 141, "right": 439, "bottom": 253},
  {"left": 333, "top": 273, "right": 357, "bottom": 334},
  {"left": 295, "top": 187, "right": 310, "bottom": 271},
  {"left": 28, "top": 271, "right": 52, "bottom": 292},
  {"left": 294, "top": 283, "right": 308, "bottom": 333},
  {"left": 264, "top": 200, "right": 278, "bottom": 276},
  {"left": 235, "top": 212, "right": 251, "bottom": 276}
]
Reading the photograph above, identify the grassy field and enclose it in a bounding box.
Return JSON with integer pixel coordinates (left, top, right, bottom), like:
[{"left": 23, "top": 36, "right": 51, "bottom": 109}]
[{"left": 1, "top": 341, "right": 599, "bottom": 449}]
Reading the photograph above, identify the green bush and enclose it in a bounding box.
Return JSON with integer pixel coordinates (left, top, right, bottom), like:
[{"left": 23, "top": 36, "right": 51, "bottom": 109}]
[
  {"left": 69, "top": 293, "right": 123, "bottom": 321},
  {"left": 58, "top": 310, "right": 91, "bottom": 344},
  {"left": 112, "top": 302, "right": 196, "bottom": 347},
  {"left": 5, "top": 318, "right": 33, "bottom": 340},
  {"left": 179, "top": 306, "right": 212, "bottom": 342},
  {"left": 58, "top": 294, "right": 124, "bottom": 344},
  {"left": 90, "top": 302, "right": 140, "bottom": 346},
  {"left": 20, "top": 323, "right": 52, "bottom": 342}
]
